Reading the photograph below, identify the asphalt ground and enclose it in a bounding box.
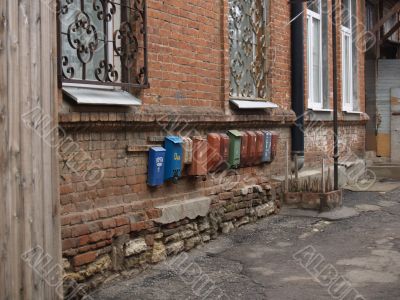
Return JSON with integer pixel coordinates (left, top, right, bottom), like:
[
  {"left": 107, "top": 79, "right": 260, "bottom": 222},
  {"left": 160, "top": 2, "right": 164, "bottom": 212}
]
[{"left": 92, "top": 189, "right": 400, "bottom": 300}]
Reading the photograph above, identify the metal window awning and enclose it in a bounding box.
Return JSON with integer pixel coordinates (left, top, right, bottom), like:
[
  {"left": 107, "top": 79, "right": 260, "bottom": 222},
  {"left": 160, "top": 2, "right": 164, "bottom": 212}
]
[
  {"left": 63, "top": 87, "right": 142, "bottom": 106},
  {"left": 230, "top": 99, "right": 279, "bottom": 109}
]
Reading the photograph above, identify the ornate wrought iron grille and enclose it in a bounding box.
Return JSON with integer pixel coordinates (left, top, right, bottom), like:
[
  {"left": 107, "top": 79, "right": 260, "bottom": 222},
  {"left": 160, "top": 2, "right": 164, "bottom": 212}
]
[
  {"left": 57, "top": 0, "right": 149, "bottom": 89},
  {"left": 228, "top": 0, "right": 268, "bottom": 100}
]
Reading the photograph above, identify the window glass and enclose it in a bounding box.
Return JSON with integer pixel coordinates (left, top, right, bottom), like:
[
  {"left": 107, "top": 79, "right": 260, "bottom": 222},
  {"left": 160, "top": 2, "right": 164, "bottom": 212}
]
[
  {"left": 312, "top": 18, "right": 322, "bottom": 106},
  {"left": 58, "top": 0, "right": 148, "bottom": 89},
  {"left": 342, "top": 34, "right": 351, "bottom": 106},
  {"left": 228, "top": 0, "right": 268, "bottom": 99},
  {"left": 307, "top": 1, "right": 323, "bottom": 109},
  {"left": 308, "top": 0, "right": 321, "bottom": 14},
  {"left": 342, "top": 0, "right": 351, "bottom": 28}
]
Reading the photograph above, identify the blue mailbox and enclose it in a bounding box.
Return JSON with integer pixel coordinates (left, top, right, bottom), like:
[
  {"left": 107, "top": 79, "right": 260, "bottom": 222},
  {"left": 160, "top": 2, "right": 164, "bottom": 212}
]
[
  {"left": 148, "top": 147, "right": 166, "bottom": 187},
  {"left": 262, "top": 131, "right": 272, "bottom": 163},
  {"left": 164, "top": 136, "right": 183, "bottom": 183}
]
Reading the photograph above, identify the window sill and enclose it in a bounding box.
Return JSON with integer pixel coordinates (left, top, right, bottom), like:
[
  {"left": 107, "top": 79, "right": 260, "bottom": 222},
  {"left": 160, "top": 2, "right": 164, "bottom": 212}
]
[
  {"left": 343, "top": 110, "right": 363, "bottom": 114},
  {"left": 63, "top": 87, "right": 142, "bottom": 106},
  {"left": 307, "top": 108, "right": 333, "bottom": 113},
  {"left": 230, "top": 99, "right": 279, "bottom": 110}
]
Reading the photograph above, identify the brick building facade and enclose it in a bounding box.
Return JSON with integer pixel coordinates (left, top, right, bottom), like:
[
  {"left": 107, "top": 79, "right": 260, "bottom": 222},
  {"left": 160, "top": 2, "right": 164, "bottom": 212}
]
[{"left": 58, "top": 0, "right": 368, "bottom": 293}]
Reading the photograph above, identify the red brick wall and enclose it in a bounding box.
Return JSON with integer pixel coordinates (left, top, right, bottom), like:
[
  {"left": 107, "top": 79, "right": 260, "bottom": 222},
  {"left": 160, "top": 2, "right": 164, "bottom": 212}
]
[
  {"left": 143, "top": 0, "right": 224, "bottom": 108},
  {"left": 58, "top": 0, "right": 368, "bottom": 293}
]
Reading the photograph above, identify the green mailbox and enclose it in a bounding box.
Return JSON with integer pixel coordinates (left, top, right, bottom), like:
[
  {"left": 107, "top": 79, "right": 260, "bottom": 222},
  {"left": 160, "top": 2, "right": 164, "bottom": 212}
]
[{"left": 227, "top": 130, "right": 242, "bottom": 168}]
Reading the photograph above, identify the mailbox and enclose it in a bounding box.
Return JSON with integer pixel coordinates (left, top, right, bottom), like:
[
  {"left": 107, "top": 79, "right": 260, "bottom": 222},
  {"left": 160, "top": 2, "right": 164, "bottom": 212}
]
[
  {"left": 255, "top": 131, "right": 265, "bottom": 165},
  {"left": 219, "top": 133, "right": 230, "bottom": 168},
  {"left": 227, "top": 130, "right": 242, "bottom": 168},
  {"left": 262, "top": 130, "right": 272, "bottom": 162},
  {"left": 164, "top": 136, "right": 183, "bottom": 182},
  {"left": 271, "top": 131, "right": 279, "bottom": 160},
  {"left": 240, "top": 131, "right": 249, "bottom": 167},
  {"left": 188, "top": 136, "right": 208, "bottom": 176},
  {"left": 247, "top": 131, "right": 257, "bottom": 166},
  {"left": 147, "top": 147, "right": 166, "bottom": 187},
  {"left": 182, "top": 137, "right": 193, "bottom": 165},
  {"left": 207, "top": 133, "right": 221, "bottom": 172}
]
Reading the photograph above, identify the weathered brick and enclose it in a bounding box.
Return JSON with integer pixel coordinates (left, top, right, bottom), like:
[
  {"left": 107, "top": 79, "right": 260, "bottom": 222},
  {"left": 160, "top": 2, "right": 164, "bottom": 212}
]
[
  {"left": 72, "top": 251, "right": 97, "bottom": 267},
  {"left": 115, "top": 225, "right": 130, "bottom": 236},
  {"left": 71, "top": 224, "right": 90, "bottom": 237},
  {"left": 101, "top": 219, "right": 116, "bottom": 230},
  {"left": 89, "top": 231, "right": 107, "bottom": 243},
  {"left": 219, "top": 192, "right": 234, "bottom": 200},
  {"left": 62, "top": 238, "right": 79, "bottom": 251},
  {"left": 108, "top": 206, "right": 124, "bottom": 217},
  {"left": 146, "top": 208, "right": 161, "bottom": 219},
  {"left": 223, "top": 209, "right": 246, "bottom": 221},
  {"left": 130, "top": 221, "right": 153, "bottom": 232},
  {"left": 115, "top": 216, "right": 130, "bottom": 227}
]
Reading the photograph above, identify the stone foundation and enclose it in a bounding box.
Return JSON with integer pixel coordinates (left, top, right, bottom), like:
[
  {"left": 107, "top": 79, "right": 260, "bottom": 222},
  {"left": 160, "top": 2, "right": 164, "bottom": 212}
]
[{"left": 63, "top": 182, "right": 282, "bottom": 297}]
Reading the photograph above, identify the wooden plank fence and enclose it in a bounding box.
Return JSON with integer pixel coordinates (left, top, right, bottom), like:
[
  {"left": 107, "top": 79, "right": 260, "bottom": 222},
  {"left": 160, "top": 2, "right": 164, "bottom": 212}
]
[{"left": 0, "top": 0, "right": 61, "bottom": 299}]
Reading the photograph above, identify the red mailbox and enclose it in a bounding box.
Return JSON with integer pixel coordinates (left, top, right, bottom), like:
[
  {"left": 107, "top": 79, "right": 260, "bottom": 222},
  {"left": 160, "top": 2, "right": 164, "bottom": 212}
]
[
  {"left": 189, "top": 136, "right": 208, "bottom": 176},
  {"left": 255, "top": 131, "right": 265, "bottom": 165},
  {"left": 246, "top": 131, "right": 257, "bottom": 166},
  {"left": 207, "top": 133, "right": 221, "bottom": 172},
  {"left": 271, "top": 131, "right": 279, "bottom": 160},
  {"left": 240, "top": 131, "right": 249, "bottom": 167},
  {"left": 219, "top": 133, "right": 230, "bottom": 166}
]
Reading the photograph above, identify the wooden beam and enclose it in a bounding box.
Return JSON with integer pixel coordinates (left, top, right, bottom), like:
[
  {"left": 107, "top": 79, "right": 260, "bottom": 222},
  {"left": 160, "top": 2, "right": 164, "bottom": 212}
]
[
  {"left": 371, "top": 1, "right": 400, "bottom": 33},
  {"left": 0, "top": 0, "right": 61, "bottom": 299},
  {"left": 380, "top": 20, "right": 400, "bottom": 44}
]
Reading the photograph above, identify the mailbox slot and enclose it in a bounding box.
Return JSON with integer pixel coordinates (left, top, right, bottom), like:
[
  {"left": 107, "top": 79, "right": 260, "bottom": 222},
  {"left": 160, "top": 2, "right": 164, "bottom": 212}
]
[
  {"left": 207, "top": 133, "right": 221, "bottom": 172},
  {"left": 247, "top": 131, "right": 257, "bottom": 166},
  {"left": 164, "top": 136, "right": 183, "bottom": 183},
  {"left": 262, "top": 130, "right": 272, "bottom": 163},
  {"left": 147, "top": 147, "right": 166, "bottom": 187},
  {"left": 189, "top": 136, "right": 208, "bottom": 176},
  {"left": 255, "top": 131, "right": 265, "bottom": 165},
  {"left": 227, "top": 130, "right": 242, "bottom": 169}
]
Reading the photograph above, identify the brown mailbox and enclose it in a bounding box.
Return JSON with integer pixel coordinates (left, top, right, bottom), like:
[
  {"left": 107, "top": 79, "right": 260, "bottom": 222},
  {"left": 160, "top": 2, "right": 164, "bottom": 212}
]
[
  {"left": 219, "top": 133, "right": 230, "bottom": 167},
  {"left": 271, "top": 131, "right": 279, "bottom": 160},
  {"left": 246, "top": 131, "right": 257, "bottom": 166},
  {"left": 255, "top": 131, "right": 265, "bottom": 165},
  {"left": 189, "top": 136, "right": 208, "bottom": 176},
  {"left": 207, "top": 133, "right": 221, "bottom": 172},
  {"left": 240, "top": 131, "right": 249, "bottom": 167},
  {"left": 182, "top": 137, "right": 193, "bottom": 165}
]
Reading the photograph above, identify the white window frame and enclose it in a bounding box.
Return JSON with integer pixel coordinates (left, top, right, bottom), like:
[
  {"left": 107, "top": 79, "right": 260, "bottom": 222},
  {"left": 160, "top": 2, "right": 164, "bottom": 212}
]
[
  {"left": 341, "top": 0, "right": 354, "bottom": 112},
  {"left": 307, "top": 4, "right": 324, "bottom": 110}
]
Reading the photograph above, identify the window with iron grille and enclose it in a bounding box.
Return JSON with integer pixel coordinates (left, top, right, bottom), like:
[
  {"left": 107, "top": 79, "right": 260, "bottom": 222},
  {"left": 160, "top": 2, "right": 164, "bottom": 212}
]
[
  {"left": 228, "top": 0, "right": 268, "bottom": 101},
  {"left": 57, "top": 0, "right": 148, "bottom": 91}
]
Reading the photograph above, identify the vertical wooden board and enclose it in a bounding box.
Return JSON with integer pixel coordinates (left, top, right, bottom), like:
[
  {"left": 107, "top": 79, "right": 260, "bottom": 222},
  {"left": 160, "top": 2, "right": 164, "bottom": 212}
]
[
  {"left": 19, "top": 0, "right": 35, "bottom": 297},
  {"left": 26, "top": 0, "right": 45, "bottom": 297},
  {"left": 41, "top": 0, "right": 62, "bottom": 298},
  {"left": 0, "top": 0, "right": 9, "bottom": 298},
  {"left": 7, "top": 0, "right": 22, "bottom": 298}
]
